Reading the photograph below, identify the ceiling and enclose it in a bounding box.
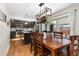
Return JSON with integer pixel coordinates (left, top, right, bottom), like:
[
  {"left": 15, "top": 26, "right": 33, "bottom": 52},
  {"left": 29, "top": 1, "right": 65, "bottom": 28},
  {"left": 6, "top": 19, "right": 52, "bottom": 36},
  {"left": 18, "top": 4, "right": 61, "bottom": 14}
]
[{"left": 5, "top": 3, "right": 72, "bottom": 21}]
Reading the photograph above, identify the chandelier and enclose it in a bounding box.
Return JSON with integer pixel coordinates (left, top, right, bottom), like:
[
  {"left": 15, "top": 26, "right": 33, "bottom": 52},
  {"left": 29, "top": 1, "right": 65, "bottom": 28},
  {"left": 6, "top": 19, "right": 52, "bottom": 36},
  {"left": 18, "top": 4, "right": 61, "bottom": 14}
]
[{"left": 36, "top": 3, "right": 52, "bottom": 23}]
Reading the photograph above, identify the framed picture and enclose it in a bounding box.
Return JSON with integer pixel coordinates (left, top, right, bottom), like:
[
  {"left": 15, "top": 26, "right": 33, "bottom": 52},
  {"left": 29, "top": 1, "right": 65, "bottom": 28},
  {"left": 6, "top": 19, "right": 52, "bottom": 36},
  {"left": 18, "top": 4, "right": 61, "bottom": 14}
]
[
  {"left": 3, "top": 14, "right": 7, "bottom": 22},
  {"left": 0, "top": 10, "right": 7, "bottom": 22},
  {"left": 0, "top": 10, "right": 4, "bottom": 21}
]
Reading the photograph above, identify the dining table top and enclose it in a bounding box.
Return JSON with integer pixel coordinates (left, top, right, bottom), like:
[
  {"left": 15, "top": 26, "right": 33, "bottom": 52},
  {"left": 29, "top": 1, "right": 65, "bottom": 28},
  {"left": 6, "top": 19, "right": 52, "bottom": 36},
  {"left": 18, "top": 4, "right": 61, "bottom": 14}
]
[{"left": 43, "top": 38, "right": 71, "bottom": 51}]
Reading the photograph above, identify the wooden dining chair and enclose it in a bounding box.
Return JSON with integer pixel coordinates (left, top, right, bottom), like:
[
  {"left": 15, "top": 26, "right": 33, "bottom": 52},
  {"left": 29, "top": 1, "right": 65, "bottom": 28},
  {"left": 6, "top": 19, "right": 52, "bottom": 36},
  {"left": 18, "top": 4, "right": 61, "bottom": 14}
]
[
  {"left": 53, "top": 31, "right": 63, "bottom": 43},
  {"left": 34, "top": 32, "right": 43, "bottom": 56},
  {"left": 30, "top": 32, "right": 36, "bottom": 53},
  {"left": 34, "top": 32, "right": 50, "bottom": 56},
  {"left": 62, "top": 29, "right": 70, "bottom": 38},
  {"left": 53, "top": 31, "right": 66, "bottom": 56},
  {"left": 70, "top": 35, "right": 79, "bottom": 56},
  {"left": 47, "top": 33, "right": 52, "bottom": 42}
]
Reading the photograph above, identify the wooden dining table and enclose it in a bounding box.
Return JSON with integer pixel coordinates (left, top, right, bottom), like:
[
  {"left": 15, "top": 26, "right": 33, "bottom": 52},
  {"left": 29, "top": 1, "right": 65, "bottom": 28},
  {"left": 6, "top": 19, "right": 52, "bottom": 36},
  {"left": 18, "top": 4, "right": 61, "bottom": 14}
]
[{"left": 43, "top": 38, "right": 71, "bottom": 56}]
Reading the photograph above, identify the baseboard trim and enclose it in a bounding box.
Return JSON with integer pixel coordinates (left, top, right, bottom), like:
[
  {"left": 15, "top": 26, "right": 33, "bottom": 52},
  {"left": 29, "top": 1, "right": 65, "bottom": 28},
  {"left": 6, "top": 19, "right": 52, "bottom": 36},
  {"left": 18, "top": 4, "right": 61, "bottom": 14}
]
[{"left": 4, "top": 44, "right": 10, "bottom": 56}]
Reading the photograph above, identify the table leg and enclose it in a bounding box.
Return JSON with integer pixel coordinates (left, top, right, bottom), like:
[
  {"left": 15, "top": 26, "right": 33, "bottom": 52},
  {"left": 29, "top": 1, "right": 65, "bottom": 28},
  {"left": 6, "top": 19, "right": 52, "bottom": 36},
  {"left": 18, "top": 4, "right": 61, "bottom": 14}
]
[
  {"left": 67, "top": 45, "right": 70, "bottom": 56},
  {"left": 51, "top": 50, "right": 57, "bottom": 56},
  {"left": 30, "top": 43, "right": 32, "bottom": 52}
]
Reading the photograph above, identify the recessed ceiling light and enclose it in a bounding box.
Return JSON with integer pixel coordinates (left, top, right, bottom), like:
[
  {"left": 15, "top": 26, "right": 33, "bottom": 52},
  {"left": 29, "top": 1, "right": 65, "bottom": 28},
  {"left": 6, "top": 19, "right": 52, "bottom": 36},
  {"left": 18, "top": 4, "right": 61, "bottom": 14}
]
[{"left": 25, "top": 22, "right": 28, "bottom": 25}]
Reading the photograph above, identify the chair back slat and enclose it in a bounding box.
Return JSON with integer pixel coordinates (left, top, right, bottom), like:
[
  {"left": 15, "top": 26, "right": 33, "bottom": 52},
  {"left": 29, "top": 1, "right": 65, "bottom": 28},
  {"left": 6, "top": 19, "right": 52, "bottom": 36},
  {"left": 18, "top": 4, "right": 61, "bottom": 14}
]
[{"left": 53, "top": 31, "right": 63, "bottom": 43}]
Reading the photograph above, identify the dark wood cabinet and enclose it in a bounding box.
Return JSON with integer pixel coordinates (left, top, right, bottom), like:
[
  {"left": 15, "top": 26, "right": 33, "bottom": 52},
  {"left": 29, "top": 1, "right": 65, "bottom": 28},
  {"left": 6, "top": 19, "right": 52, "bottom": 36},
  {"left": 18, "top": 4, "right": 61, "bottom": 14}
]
[
  {"left": 24, "top": 33, "right": 32, "bottom": 44},
  {"left": 10, "top": 31, "right": 16, "bottom": 38}
]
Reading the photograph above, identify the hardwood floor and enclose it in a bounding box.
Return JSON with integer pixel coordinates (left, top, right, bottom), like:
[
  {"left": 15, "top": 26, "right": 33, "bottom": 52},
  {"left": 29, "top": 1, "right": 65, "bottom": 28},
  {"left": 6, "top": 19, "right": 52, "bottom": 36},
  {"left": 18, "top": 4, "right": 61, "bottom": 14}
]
[{"left": 7, "top": 39, "right": 33, "bottom": 56}]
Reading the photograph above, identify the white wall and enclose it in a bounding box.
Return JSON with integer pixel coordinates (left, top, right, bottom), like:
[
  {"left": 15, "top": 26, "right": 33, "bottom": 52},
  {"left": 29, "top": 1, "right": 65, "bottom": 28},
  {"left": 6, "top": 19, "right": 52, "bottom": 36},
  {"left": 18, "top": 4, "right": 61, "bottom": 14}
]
[
  {"left": 75, "top": 9, "right": 79, "bottom": 35},
  {"left": 0, "top": 3, "right": 10, "bottom": 56}
]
